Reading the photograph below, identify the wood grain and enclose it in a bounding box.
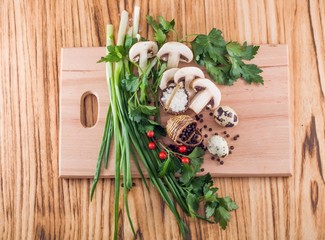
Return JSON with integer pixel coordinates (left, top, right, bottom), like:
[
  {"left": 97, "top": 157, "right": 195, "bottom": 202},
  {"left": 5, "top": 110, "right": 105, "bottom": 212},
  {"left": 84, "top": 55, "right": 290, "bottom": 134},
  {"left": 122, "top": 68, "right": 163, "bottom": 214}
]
[
  {"left": 59, "top": 45, "right": 292, "bottom": 178},
  {"left": 1, "top": 0, "right": 324, "bottom": 239}
]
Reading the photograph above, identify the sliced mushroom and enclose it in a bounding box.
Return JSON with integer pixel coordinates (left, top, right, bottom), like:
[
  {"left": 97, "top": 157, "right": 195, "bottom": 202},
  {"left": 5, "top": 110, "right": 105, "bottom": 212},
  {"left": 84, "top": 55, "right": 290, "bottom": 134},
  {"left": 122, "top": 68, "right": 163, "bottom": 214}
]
[
  {"left": 189, "top": 78, "right": 222, "bottom": 114},
  {"left": 174, "top": 67, "right": 205, "bottom": 98},
  {"left": 157, "top": 42, "right": 193, "bottom": 69},
  {"left": 129, "top": 41, "right": 158, "bottom": 71},
  {"left": 159, "top": 68, "right": 179, "bottom": 90}
]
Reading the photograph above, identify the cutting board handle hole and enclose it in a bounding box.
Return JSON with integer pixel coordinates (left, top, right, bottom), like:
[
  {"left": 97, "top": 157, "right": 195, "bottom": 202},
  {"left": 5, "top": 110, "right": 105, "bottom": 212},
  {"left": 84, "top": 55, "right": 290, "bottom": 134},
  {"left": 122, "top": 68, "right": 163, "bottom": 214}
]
[{"left": 80, "top": 91, "right": 99, "bottom": 128}]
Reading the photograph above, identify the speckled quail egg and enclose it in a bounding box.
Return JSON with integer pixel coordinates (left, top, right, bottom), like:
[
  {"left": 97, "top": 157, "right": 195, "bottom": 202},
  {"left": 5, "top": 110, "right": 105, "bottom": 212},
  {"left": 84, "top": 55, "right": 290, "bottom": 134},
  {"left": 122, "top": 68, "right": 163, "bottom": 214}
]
[
  {"left": 214, "top": 106, "right": 239, "bottom": 127},
  {"left": 207, "top": 135, "right": 229, "bottom": 158}
]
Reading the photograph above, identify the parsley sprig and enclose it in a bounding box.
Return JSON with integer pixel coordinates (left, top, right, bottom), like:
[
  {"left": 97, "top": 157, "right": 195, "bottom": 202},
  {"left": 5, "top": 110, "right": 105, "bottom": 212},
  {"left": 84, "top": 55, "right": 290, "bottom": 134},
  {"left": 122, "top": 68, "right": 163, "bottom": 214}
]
[
  {"left": 190, "top": 28, "right": 263, "bottom": 85},
  {"left": 158, "top": 145, "right": 238, "bottom": 229}
]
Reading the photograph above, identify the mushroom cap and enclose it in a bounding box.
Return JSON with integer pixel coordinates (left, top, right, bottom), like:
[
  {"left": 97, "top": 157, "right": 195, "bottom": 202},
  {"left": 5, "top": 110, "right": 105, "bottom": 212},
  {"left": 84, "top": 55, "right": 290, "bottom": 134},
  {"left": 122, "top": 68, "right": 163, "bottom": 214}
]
[
  {"left": 190, "top": 78, "right": 221, "bottom": 109},
  {"left": 129, "top": 41, "right": 158, "bottom": 62},
  {"left": 157, "top": 42, "right": 193, "bottom": 63},
  {"left": 159, "top": 68, "right": 179, "bottom": 90},
  {"left": 174, "top": 67, "right": 205, "bottom": 98},
  {"left": 174, "top": 67, "right": 205, "bottom": 84}
]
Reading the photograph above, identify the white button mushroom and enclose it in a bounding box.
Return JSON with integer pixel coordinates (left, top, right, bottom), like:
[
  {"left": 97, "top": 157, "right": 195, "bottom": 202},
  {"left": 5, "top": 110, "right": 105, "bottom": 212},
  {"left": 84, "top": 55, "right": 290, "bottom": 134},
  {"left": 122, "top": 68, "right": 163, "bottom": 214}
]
[
  {"left": 214, "top": 106, "right": 239, "bottom": 127},
  {"left": 174, "top": 67, "right": 205, "bottom": 98},
  {"left": 189, "top": 78, "right": 222, "bottom": 114},
  {"left": 129, "top": 41, "right": 158, "bottom": 71},
  {"left": 157, "top": 42, "right": 193, "bottom": 69},
  {"left": 159, "top": 68, "right": 179, "bottom": 90},
  {"left": 207, "top": 135, "right": 229, "bottom": 158}
]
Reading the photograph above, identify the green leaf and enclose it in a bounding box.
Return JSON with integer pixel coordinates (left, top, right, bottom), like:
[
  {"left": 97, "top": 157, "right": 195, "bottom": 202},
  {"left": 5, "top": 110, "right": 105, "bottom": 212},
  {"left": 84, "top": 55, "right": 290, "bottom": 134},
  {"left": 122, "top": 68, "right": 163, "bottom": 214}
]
[
  {"left": 214, "top": 206, "right": 231, "bottom": 230},
  {"left": 146, "top": 15, "right": 160, "bottom": 32},
  {"left": 190, "top": 28, "right": 263, "bottom": 85},
  {"left": 226, "top": 42, "right": 259, "bottom": 60},
  {"left": 159, "top": 156, "right": 172, "bottom": 177},
  {"left": 180, "top": 164, "right": 194, "bottom": 185},
  {"left": 241, "top": 64, "right": 263, "bottom": 84},
  {"left": 205, "top": 202, "right": 217, "bottom": 218},
  {"left": 139, "top": 105, "right": 158, "bottom": 115},
  {"left": 154, "top": 29, "right": 166, "bottom": 44},
  {"left": 158, "top": 16, "right": 175, "bottom": 32},
  {"left": 128, "top": 108, "right": 145, "bottom": 123},
  {"left": 188, "top": 147, "right": 205, "bottom": 159},
  {"left": 121, "top": 74, "right": 139, "bottom": 92},
  {"left": 218, "top": 197, "right": 238, "bottom": 211},
  {"left": 191, "top": 173, "right": 213, "bottom": 195},
  {"left": 205, "top": 59, "right": 235, "bottom": 86},
  {"left": 190, "top": 157, "right": 203, "bottom": 173},
  {"left": 97, "top": 45, "right": 127, "bottom": 63},
  {"left": 229, "top": 56, "right": 243, "bottom": 79},
  {"left": 186, "top": 193, "right": 199, "bottom": 215},
  {"left": 125, "top": 35, "right": 138, "bottom": 52}
]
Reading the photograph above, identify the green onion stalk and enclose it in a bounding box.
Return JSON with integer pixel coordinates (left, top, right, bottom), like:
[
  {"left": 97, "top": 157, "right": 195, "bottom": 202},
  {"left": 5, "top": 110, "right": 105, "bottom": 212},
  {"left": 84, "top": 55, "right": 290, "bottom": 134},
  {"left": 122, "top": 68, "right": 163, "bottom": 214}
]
[{"left": 90, "top": 6, "right": 195, "bottom": 239}]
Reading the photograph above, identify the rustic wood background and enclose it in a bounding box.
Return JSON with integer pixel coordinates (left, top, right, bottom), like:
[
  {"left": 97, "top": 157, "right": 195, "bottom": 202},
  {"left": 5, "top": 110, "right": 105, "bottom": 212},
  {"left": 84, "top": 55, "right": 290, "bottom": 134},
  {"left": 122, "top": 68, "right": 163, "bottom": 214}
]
[{"left": 1, "top": 0, "right": 324, "bottom": 239}]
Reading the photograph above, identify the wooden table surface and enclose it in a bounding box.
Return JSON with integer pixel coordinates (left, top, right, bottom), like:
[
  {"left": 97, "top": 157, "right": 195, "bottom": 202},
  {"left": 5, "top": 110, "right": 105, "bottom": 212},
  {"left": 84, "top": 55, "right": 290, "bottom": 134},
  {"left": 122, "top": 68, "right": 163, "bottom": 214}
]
[{"left": 1, "top": 0, "right": 324, "bottom": 239}]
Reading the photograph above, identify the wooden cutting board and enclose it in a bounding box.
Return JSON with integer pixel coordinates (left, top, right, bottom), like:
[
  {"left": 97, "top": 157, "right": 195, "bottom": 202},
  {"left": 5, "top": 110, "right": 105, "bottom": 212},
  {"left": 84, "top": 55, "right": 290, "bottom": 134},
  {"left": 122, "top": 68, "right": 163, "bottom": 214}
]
[{"left": 59, "top": 45, "right": 292, "bottom": 178}]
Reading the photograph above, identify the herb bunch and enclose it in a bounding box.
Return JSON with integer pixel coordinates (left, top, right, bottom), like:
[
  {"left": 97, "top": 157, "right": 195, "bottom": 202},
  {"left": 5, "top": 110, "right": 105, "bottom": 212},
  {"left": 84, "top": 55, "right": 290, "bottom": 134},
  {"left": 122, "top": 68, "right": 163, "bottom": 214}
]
[{"left": 89, "top": 9, "right": 260, "bottom": 240}]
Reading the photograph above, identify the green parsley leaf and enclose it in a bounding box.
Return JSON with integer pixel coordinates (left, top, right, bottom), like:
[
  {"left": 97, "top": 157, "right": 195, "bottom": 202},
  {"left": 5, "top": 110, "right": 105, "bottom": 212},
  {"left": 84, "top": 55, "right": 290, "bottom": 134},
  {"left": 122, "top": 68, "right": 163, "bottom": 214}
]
[
  {"left": 128, "top": 108, "right": 145, "bottom": 123},
  {"left": 226, "top": 41, "right": 259, "bottom": 60},
  {"left": 124, "top": 35, "right": 138, "bottom": 52},
  {"left": 146, "top": 15, "right": 159, "bottom": 32},
  {"left": 97, "top": 45, "right": 127, "bottom": 63},
  {"left": 139, "top": 105, "right": 158, "bottom": 115},
  {"left": 158, "top": 16, "right": 175, "bottom": 32},
  {"left": 146, "top": 15, "right": 176, "bottom": 46},
  {"left": 191, "top": 173, "right": 212, "bottom": 195},
  {"left": 159, "top": 156, "right": 172, "bottom": 177},
  {"left": 241, "top": 64, "right": 264, "bottom": 84},
  {"left": 121, "top": 74, "right": 139, "bottom": 93},
  {"left": 179, "top": 164, "right": 194, "bottom": 185},
  {"left": 214, "top": 206, "right": 231, "bottom": 230},
  {"left": 205, "top": 202, "right": 218, "bottom": 218},
  {"left": 190, "top": 28, "right": 263, "bottom": 85},
  {"left": 218, "top": 197, "right": 238, "bottom": 211},
  {"left": 188, "top": 147, "right": 205, "bottom": 159},
  {"left": 154, "top": 29, "right": 166, "bottom": 44},
  {"left": 186, "top": 193, "right": 199, "bottom": 215}
]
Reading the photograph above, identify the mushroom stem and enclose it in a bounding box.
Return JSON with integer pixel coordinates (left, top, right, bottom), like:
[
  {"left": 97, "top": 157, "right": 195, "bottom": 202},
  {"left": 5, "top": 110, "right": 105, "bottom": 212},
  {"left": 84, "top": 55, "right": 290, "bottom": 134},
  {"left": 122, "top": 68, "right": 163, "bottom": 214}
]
[
  {"left": 166, "top": 53, "right": 180, "bottom": 69},
  {"left": 139, "top": 51, "right": 148, "bottom": 72},
  {"left": 165, "top": 85, "right": 180, "bottom": 111},
  {"left": 189, "top": 90, "right": 211, "bottom": 114}
]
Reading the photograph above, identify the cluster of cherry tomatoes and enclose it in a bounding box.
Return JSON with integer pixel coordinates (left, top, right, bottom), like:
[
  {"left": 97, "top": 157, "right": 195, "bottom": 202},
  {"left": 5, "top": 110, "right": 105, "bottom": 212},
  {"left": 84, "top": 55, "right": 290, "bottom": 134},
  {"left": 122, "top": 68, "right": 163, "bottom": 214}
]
[{"left": 146, "top": 131, "right": 190, "bottom": 164}]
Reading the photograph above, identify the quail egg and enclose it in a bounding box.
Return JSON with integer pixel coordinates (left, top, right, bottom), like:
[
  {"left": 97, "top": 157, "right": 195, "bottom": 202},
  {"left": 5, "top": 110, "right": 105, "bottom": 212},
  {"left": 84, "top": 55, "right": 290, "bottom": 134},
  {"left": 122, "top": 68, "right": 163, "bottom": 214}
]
[
  {"left": 207, "top": 135, "right": 229, "bottom": 158},
  {"left": 214, "top": 106, "right": 239, "bottom": 127}
]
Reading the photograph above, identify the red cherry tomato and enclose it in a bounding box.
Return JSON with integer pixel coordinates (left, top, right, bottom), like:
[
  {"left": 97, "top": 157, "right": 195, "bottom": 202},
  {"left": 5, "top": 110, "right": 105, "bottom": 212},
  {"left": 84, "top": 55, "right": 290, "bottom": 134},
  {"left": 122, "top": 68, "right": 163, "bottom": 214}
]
[
  {"left": 181, "top": 157, "right": 190, "bottom": 164},
  {"left": 148, "top": 142, "right": 156, "bottom": 150},
  {"left": 159, "top": 151, "right": 167, "bottom": 160},
  {"left": 146, "top": 131, "right": 155, "bottom": 138},
  {"left": 179, "top": 146, "right": 187, "bottom": 153}
]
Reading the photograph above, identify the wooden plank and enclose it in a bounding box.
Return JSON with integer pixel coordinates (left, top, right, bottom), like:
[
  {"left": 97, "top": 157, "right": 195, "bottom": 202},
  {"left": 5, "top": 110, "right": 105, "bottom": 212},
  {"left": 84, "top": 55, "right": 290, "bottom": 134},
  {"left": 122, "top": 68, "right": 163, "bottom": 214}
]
[
  {"left": 2, "top": 0, "right": 325, "bottom": 239},
  {"left": 59, "top": 45, "right": 292, "bottom": 178}
]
